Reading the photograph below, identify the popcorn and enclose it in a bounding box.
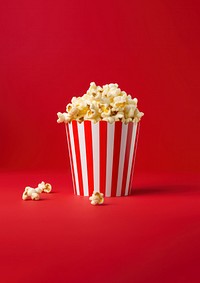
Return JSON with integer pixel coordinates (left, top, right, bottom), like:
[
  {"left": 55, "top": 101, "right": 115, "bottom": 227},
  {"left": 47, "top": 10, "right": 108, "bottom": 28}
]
[
  {"left": 89, "top": 191, "right": 104, "bottom": 205},
  {"left": 22, "top": 187, "right": 41, "bottom": 201},
  {"left": 100, "top": 105, "right": 112, "bottom": 118},
  {"left": 57, "top": 82, "right": 144, "bottom": 124},
  {"left": 37, "top": 181, "right": 52, "bottom": 193},
  {"left": 66, "top": 104, "right": 79, "bottom": 117},
  {"left": 22, "top": 181, "right": 52, "bottom": 201},
  {"left": 124, "top": 105, "right": 136, "bottom": 119},
  {"left": 57, "top": 112, "right": 71, "bottom": 123},
  {"left": 133, "top": 108, "right": 144, "bottom": 122},
  {"left": 112, "top": 95, "right": 127, "bottom": 111}
]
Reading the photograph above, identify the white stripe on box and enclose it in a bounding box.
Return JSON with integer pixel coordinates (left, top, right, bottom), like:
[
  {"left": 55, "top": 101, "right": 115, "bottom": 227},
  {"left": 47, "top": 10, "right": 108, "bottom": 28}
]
[
  {"left": 105, "top": 123, "right": 115, "bottom": 197},
  {"left": 125, "top": 123, "right": 138, "bottom": 196},
  {"left": 130, "top": 122, "right": 140, "bottom": 190},
  {"left": 68, "top": 123, "right": 80, "bottom": 195},
  {"left": 77, "top": 123, "right": 89, "bottom": 196},
  {"left": 91, "top": 122, "right": 99, "bottom": 193},
  {"left": 66, "top": 125, "right": 76, "bottom": 195},
  {"left": 116, "top": 124, "right": 128, "bottom": 196}
]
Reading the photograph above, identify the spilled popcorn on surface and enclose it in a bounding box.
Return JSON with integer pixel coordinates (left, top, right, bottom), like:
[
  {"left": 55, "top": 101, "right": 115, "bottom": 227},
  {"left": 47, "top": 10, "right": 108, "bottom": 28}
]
[
  {"left": 22, "top": 181, "right": 52, "bottom": 201},
  {"left": 89, "top": 191, "right": 104, "bottom": 205},
  {"left": 57, "top": 82, "right": 144, "bottom": 124}
]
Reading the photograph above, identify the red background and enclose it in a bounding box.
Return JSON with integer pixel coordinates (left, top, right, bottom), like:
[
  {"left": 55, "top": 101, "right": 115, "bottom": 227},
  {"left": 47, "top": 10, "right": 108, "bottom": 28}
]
[{"left": 0, "top": 0, "right": 200, "bottom": 282}]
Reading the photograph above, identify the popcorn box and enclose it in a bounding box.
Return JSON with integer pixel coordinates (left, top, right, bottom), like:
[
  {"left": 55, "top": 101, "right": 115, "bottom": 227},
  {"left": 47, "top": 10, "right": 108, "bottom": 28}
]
[{"left": 65, "top": 120, "right": 140, "bottom": 197}]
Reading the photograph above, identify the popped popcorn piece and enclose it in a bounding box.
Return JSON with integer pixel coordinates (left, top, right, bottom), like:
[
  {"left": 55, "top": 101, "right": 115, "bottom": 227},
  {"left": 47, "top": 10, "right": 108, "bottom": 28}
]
[
  {"left": 124, "top": 104, "right": 136, "bottom": 119},
  {"left": 89, "top": 191, "right": 104, "bottom": 205},
  {"left": 57, "top": 82, "right": 144, "bottom": 124},
  {"left": 22, "top": 187, "right": 41, "bottom": 201},
  {"left": 22, "top": 181, "right": 52, "bottom": 201},
  {"left": 57, "top": 112, "right": 71, "bottom": 123},
  {"left": 112, "top": 95, "right": 127, "bottom": 111},
  {"left": 133, "top": 108, "right": 144, "bottom": 122},
  {"left": 100, "top": 105, "right": 112, "bottom": 118},
  {"left": 37, "top": 181, "right": 52, "bottom": 193}
]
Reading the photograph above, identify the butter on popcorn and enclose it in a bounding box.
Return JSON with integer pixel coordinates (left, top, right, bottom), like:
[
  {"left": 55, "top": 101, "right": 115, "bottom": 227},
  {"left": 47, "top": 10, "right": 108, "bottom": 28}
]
[
  {"left": 89, "top": 191, "right": 104, "bottom": 205},
  {"left": 57, "top": 82, "right": 144, "bottom": 124}
]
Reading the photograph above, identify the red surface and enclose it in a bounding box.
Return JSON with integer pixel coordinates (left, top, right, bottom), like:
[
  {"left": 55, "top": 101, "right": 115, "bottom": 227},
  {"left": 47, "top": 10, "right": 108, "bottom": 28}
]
[
  {"left": 1, "top": 172, "right": 200, "bottom": 283},
  {"left": 0, "top": 0, "right": 200, "bottom": 282}
]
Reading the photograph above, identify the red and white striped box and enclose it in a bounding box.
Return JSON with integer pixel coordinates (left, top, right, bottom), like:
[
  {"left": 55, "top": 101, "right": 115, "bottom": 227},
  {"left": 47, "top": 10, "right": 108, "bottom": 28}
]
[{"left": 65, "top": 121, "right": 140, "bottom": 197}]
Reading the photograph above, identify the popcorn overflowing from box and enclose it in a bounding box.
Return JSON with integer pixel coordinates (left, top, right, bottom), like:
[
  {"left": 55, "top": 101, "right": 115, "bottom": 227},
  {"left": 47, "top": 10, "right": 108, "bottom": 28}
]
[
  {"left": 57, "top": 82, "right": 144, "bottom": 124},
  {"left": 57, "top": 82, "right": 144, "bottom": 197}
]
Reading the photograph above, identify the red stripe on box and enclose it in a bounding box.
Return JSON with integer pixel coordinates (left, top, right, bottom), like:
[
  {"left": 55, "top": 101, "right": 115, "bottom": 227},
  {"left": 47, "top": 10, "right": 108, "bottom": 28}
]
[
  {"left": 84, "top": 121, "right": 94, "bottom": 197},
  {"left": 72, "top": 121, "right": 84, "bottom": 196},
  {"left": 121, "top": 123, "right": 134, "bottom": 196},
  {"left": 66, "top": 124, "right": 76, "bottom": 194},
  {"left": 128, "top": 123, "right": 140, "bottom": 195},
  {"left": 111, "top": 122, "right": 122, "bottom": 196},
  {"left": 99, "top": 122, "right": 107, "bottom": 196}
]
